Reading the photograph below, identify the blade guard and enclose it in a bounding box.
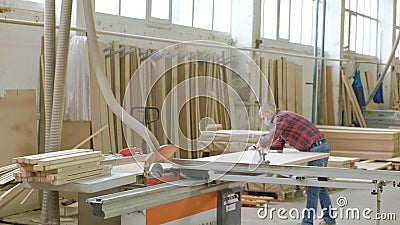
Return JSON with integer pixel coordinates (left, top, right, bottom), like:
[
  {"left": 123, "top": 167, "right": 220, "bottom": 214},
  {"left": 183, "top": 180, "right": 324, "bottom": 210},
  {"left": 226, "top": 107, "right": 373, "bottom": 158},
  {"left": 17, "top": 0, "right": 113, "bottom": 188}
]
[{"left": 144, "top": 144, "right": 179, "bottom": 170}]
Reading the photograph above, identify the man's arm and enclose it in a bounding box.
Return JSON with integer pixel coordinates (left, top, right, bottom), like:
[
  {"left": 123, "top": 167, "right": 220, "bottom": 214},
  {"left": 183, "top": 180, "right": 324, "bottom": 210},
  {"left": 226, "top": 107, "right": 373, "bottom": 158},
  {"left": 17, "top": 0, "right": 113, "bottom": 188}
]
[{"left": 257, "top": 121, "right": 285, "bottom": 150}]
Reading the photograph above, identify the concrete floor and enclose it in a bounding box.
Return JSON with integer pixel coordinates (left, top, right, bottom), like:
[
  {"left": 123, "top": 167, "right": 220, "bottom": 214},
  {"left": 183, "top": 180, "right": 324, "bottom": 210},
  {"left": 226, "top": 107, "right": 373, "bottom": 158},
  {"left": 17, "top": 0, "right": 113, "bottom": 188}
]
[
  {"left": 242, "top": 186, "right": 400, "bottom": 225},
  {"left": 1, "top": 186, "right": 400, "bottom": 225}
]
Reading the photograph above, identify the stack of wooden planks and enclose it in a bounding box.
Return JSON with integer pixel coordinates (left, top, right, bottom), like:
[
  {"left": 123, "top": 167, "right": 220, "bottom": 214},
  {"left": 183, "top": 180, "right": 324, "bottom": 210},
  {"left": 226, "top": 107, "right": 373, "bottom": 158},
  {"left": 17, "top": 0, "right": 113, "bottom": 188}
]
[
  {"left": 266, "top": 57, "right": 303, "bottom": 115},
  {"left": 0, "top": 164, "right": 19, "bottom": 186},
  {"left": 327, "top": 156, "right": 360, "bottom": 168},
  {"left": 197, "top": 130, "right": 268, "bottom": 156},
  {"left": 318, "top": 125, "right": 400, "bottom": 160},
  {"left": 387, "top": 157, "right": 400, "bottom": 170},
  {"left": 13, "top": 149, "right": 111, "bottom": 185}
]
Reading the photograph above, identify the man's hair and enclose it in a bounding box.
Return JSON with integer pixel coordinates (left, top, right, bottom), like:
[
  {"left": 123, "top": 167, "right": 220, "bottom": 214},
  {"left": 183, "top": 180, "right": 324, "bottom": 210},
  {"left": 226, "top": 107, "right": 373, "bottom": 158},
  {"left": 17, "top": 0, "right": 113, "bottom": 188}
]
[{"left": 259, "top": 103, "right": 276, "bottom": 115}]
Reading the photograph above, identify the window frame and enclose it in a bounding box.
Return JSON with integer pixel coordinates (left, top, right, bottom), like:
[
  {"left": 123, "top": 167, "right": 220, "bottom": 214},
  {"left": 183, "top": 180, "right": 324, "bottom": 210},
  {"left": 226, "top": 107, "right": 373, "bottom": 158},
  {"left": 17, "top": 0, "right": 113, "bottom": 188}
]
[
  {"left": 343, "top": 0, "right": 380, "bottom": 57},
  {"left": 148, "top": 0, "right": 172, "bottom": 24},
  {"left": 94, "top": 0, "right": 231, "bottom": 33},
  {"left": 260, "top": 0, "right": 322, "bottom": 47}
]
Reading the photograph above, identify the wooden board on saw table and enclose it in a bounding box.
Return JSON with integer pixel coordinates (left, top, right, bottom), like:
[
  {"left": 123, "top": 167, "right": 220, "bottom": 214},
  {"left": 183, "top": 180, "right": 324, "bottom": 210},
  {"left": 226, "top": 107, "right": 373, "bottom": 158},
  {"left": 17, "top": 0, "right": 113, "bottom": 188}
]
[
  {"left": 355, "top": 161, "right": 392, "bottom": 170},
  {"left": 327, "top": 156, "right": 360, "bottom": 168},
  {"left": 386, "top": 157, "right": 400, "bottom": 163},
  {"left": 193, "top": 149, "right": 329, "bottom": 165}
]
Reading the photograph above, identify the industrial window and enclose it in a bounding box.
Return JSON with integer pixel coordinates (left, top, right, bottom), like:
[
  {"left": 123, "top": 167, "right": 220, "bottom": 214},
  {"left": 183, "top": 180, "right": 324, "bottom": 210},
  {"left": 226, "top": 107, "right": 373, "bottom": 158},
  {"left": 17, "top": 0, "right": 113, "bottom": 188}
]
[
  {"left": 173, "top": 0, "right": 232, "bottom": 32},
  {"left": 95, "top": 0, "right": 231, "bottom": 33},
  {"left": 95, "top": 0, "right": 147, "bottom": 19},
  {"left": 343, "top": 0, "right": 379, "bottom": 56},
  {"left": 261, "top": 0, "right": 323, "bottom": 46}
]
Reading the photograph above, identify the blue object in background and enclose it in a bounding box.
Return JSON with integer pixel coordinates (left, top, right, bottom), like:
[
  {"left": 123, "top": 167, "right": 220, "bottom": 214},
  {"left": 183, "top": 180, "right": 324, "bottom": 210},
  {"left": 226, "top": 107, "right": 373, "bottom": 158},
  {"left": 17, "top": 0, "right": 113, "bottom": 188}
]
[
  {"left": 352, "top": 69, "right": 365, "bottom": 107},
  {"left": 373, "top": 73, "right": 384, "bottom": 104}
]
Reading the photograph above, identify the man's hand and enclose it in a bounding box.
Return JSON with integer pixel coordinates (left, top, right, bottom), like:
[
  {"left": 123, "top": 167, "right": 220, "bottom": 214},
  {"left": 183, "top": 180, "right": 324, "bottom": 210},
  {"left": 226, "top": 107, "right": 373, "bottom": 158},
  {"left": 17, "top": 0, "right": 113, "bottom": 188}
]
[{"left": 247, "top": 144, "right": 257, "bottom": 151}]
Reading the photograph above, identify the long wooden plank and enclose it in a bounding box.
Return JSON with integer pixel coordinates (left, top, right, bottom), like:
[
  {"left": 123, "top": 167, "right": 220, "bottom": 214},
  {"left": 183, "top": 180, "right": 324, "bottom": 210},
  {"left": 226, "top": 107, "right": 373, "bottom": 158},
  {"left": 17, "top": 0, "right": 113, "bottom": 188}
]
[
  {"left": 317, "top": 125, "right": 400, "bottom": 132},
  {"left": 0, "top": 164, "right": 18, "bottom": 173},
  {"left": 286, "top": 62, "right": 296, "bottom": 112},
  {"left": 322, "top": 65, "right": 329, "bottom": 124},
  {"left": 13, "top": 149, "right": 93, "bottom": 164},
  {"left": 89, "top": 42, "right": 103, "bottom": 151},
  {"left": 105, "top": 44, "right": 117, "bottom": 153},
  {"left": 36, "top": 151, "right": 102, "bottom": 166},
  {"left": 386, "top": 157, "right": 400, "bottom": 163},
  {"left": 51, "top": 168, "right": 111, "bottom": 185},
  {"left": 365, "top": 71, "right": 375, "bottom": 95},
  {"left": 46, "top": 165, "right": 109, "bottom": 181},
  {"left": 268, "top": 59, "right": 277, "bottom": 101},
  {"left": 194, "top": 150, "right": 329, "bottom": 165},
  {"left": 277, "top": 58, "right": 284, "bottom": 109},
  {"left": 98, "top": 42, "right": 112, "bottom": 153},
  {"left": 46, "top": 162, "right": 100, "bottom": 173},
  {"left": 325, "top": 66, "right": 335, "bottom": 124},
  {"left": 360, "top": 70, "right": 370, "bottom": 100},
  {"left": 282, "top": 57, "right": 287, "bottom": 110},
  {"left": 122, "top": 44, "right": 132, "bottom": 149},
  {"left": 341, "top": 77, "right": 351, "bottom": 126},
  {"left": 33, "top": 156, "right": 104, "bottom": 171},
  {"left": 73, "top": 125, "right": 109, "bottom": 149},
  {"left": 355, "top": 161, "right": 392, "bottom": 170},
  {"left": 170, "top": 54, "right": 179, "bottom": 149},
  {"left": 295, "top": 64, "right": 303, "bottom": 115},
  {"left": 242, "top": 195, "right": 274, "bottom": 201},
  {"left": 112, "top": 41, "right": 123, "bottom": 151}
]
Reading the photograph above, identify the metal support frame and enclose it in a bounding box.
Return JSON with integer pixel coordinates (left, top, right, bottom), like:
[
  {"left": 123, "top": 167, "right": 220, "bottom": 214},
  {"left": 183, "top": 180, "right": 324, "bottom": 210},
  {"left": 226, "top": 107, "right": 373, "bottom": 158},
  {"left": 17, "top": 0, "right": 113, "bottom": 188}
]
[
  {"left": 86, "top": 179, "right": 243, "bottom": 219},
  {"left": 172, "top": 159, "right": 400, "bottom": 225}
]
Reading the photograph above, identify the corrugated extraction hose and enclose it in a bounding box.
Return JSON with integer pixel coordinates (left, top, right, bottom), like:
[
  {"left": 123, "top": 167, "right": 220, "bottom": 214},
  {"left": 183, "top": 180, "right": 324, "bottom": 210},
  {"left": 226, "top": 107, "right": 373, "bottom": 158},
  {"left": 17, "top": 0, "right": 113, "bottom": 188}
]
[
  {"left": 82, "top": 0, "right": 160, "bottom": 151},
  {"left": 40, "top": 0, "right": 56, "bottom": 224},
  {"left": 41, "top": 0, "right": 73, "bottom": 224}
]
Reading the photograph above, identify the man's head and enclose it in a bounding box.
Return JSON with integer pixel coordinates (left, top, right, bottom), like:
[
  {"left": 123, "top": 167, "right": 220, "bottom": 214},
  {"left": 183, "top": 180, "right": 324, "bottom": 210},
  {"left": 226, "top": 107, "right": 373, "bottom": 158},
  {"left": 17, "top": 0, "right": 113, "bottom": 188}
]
[{"left": 259, "top": 103, "right": 276, "bottom": 122}]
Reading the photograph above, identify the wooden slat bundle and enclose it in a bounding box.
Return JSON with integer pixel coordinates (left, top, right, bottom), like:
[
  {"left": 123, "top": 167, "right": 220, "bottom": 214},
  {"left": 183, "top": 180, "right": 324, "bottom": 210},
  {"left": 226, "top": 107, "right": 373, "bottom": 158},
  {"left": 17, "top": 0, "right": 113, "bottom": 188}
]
[
  {"left": 317, "top": 125, "right": 400, "bottom": 160},
  {"left": 13, "top": 149, "right": 110, "bottom": 185},
  {"left": 0, "top": 164, "right": 19, "bottom": 185}
]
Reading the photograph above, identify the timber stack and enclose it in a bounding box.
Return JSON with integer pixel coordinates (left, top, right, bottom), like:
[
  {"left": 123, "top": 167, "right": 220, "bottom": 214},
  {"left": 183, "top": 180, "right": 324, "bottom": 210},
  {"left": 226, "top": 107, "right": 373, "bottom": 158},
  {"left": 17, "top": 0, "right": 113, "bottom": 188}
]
[{"left": 12, "top": 149, "right": 111, "bottom": 185}]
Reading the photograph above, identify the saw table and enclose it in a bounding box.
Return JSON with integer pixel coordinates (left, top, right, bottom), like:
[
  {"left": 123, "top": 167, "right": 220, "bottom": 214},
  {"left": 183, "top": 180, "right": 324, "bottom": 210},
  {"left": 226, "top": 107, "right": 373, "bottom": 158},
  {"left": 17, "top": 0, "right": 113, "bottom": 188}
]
[{"left": 22, "top": 150, "right": 400, "bottom": 225}]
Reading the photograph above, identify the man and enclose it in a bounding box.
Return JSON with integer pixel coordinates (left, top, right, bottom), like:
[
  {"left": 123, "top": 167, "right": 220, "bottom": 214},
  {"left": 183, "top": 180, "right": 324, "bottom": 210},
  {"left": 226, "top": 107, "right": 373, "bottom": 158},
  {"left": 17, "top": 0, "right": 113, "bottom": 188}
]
[{"left": 255, "top": 103, "right": 336, "bottom": 225}]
